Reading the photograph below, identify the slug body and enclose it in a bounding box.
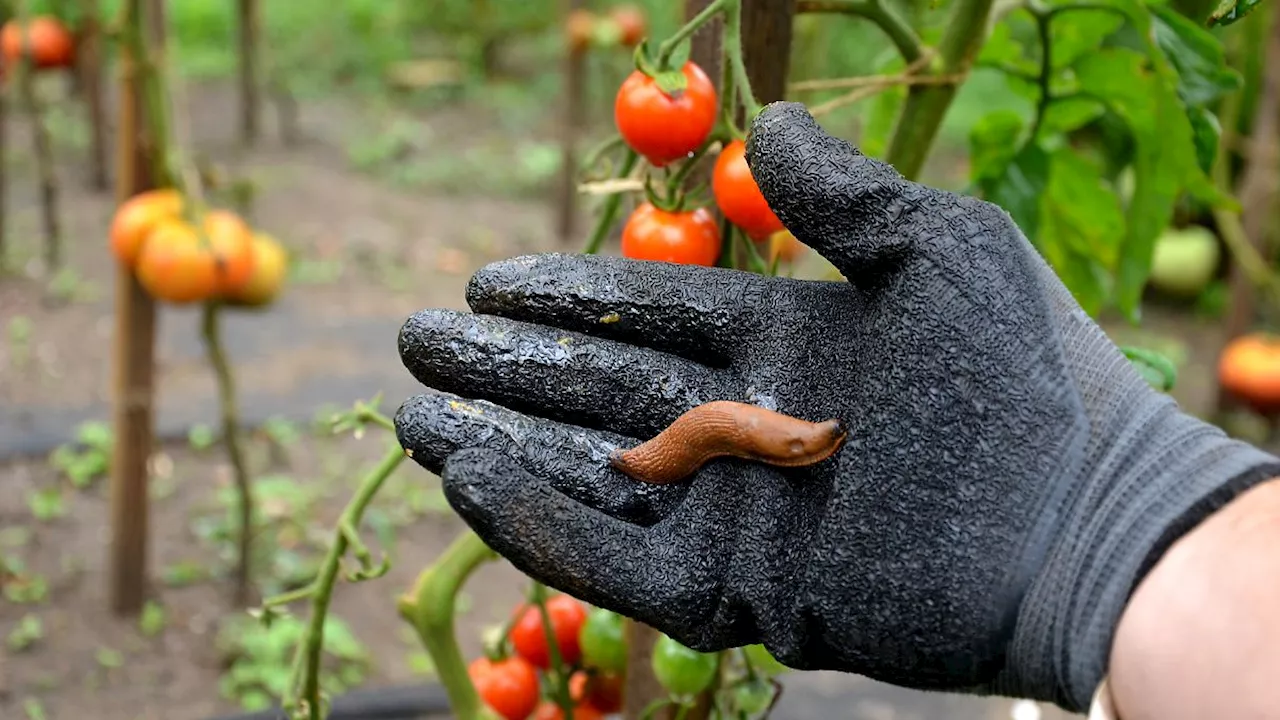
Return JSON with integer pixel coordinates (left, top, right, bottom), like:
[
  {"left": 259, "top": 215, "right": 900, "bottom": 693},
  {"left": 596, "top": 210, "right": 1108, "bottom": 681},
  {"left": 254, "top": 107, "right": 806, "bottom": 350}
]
[{"left": 609, "top": 400, "right": 847, "bottom": 485}]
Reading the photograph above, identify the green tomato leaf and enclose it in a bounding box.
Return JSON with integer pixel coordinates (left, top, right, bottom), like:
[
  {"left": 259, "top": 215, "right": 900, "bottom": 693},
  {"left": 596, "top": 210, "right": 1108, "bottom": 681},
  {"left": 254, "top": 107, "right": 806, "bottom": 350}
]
[
  {"left": 1208, "top": 0, "right": 1265, "bottom": 26},
  {"left": 1074, "top": 48, "right": 1220, "bottom": 318},
  {"left": 968, "top": 110, "right": 1026, "bottom": 182},
  {"left": 1120, "top": 345, "right": 1179, "bottom": 392},
  {"left": 1042, "top": 148, "right": 1126, "bottom": 267},
  {"left": 1187, "top": 105, "right": 1222, "bottom": 175},
  {"left": 977, "top": 18, "right": 1039, "bottom": 76},
  {"left": 1035, "top": 147, "right": 1126, "bottom": 312},
  {"left": 1149, "top": 4, "right": 1242, "bottom": 107},
  {"left": 665, "top": 38, "right": 692, "bottom": 71},
  {"left": 1040, "top": 96, "right": 1107, "bottom": 136},
  {"left": 982, "top": 143, "right": 1051, "bottom": 238},
  {"left": 1050, "top": 10, "right": 1126, "bottom": 69}
]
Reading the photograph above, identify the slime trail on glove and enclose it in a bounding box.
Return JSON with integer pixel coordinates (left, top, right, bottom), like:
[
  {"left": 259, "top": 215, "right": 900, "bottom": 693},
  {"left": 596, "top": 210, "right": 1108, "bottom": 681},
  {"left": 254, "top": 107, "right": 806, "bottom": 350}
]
[{"left": 394, "top": 101, "right": 1280, "bottom": 712}]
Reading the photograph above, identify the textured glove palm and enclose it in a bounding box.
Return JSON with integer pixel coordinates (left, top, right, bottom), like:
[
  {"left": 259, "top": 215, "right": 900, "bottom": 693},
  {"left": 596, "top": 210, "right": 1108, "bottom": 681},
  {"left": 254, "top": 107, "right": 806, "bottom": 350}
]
[{"left": 394, "top": 101, "right": 1280, "bottom": 712}]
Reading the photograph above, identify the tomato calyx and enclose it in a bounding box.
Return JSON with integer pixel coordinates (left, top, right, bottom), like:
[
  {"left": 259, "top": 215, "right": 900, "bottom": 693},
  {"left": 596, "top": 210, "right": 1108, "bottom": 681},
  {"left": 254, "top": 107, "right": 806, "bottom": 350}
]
[{"left": 631, "top": 38, "right": 694, "bottom": 97}]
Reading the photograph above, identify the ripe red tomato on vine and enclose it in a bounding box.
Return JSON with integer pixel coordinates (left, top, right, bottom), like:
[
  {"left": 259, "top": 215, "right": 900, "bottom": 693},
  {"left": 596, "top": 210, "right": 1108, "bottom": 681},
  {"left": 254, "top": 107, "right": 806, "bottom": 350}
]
[
  {"left": 614, "top": 61, "right": 718, "bottom": 167},
  {"left": 621, "top": 203, "right": 721, "bottom": 266},
  {"left": 713, "top": 139, "right": 785, "bottom": 240},
  {"left": 510, "top": 594, "right": 589, "bottom": 669},
  {"left": 468, "top": 656, "right": 540, "bottom": 720}
]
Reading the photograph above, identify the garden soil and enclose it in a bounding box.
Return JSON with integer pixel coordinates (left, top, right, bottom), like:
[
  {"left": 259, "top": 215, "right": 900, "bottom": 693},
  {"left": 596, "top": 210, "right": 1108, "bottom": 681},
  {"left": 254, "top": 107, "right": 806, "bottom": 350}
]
[{"left": 0, "top": 78, "right": 1234, "bottom": 720}]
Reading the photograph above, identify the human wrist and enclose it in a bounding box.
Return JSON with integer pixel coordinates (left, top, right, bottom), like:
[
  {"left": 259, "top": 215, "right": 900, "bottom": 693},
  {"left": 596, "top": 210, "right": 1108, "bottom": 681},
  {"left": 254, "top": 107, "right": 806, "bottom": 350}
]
[
  {"left": 998, "top": 401, "right": 1280, "bottom": 710},
  {"left": 1107, "top": 477, "right": 1280, "bottom": 719}
]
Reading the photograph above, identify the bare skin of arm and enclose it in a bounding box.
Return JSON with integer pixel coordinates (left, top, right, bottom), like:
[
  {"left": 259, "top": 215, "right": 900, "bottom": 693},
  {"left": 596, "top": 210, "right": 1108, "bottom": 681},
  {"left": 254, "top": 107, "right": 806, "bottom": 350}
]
[{"left": 1109, "top": 478, "right": 1280, "bottom": 719}]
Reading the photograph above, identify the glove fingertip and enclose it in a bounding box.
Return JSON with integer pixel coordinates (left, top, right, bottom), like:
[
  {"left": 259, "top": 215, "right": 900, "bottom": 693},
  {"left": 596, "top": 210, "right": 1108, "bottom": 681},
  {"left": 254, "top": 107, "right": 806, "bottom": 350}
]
[{"left": 745, "top": 101, "right": 916, "bottom": 269}]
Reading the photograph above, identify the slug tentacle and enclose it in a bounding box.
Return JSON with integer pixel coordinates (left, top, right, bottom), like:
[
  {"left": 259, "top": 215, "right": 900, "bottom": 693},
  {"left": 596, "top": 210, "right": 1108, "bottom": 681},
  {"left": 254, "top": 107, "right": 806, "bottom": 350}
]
[{"left": 609, "top": 400, "right": 847, "bottom": 485}]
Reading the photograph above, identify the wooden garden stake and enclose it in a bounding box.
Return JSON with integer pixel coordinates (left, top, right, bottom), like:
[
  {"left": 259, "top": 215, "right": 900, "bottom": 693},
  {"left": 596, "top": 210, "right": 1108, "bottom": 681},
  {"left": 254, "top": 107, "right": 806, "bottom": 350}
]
[
  {"left": 79, "top": 0, "right": 109, "bottom": 191},
  {"left": 555, "top": 0, "right": 586, "bottom": 246},
  {"left": 108, "top": 0, "right": 165, "bottom": 616},
  {"left": 237, "top": 0, "right": 259, "bottom": 144}
]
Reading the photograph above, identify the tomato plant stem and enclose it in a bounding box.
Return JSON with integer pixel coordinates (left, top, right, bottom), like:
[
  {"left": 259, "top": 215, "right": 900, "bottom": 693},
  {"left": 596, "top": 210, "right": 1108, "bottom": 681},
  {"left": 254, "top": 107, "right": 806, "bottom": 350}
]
[
  {"left": 398, "top": 530, "right": 501, "bottom": 720},
  {"left": 583, "top": 148, "right": 640, "bottom": 254},
  {"left": 883, "top": 0, "right": 995, "bottom": 179},
  {"left": 719, "top": 0, "right": 761, "bottom": 118},
  {"left": 795, "top": 0, "right": 923, "bottom": 64},
  {"left": 657, "top": 0, "right": 729, "bottom": 68},
  {"left": 199, "top": 301, "right": 254, "bottom": 608},
  {"left": 529, "top": 582, "right": 576, "bottom": 718},
  {"left": 280, "top": 443, "right": 405, "bottom": 720}
]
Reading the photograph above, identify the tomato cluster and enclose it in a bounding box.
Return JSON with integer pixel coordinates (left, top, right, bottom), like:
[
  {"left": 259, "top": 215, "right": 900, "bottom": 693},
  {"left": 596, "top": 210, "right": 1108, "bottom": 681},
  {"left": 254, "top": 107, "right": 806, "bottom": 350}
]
[
  {"left": 110, "top": 189, "right": 289, "bottom": 308},
  {"left": 472, "top": 592, "right": 791, "bottom": 719},
  {"left": 0, "top": 16, "right": 75, "bottom": 72},
  {"left": 611, "top": 55, "right": 807, "bottom": 268},
  {"left": 471, "top": 594, "right": 620, "bottom": 720}
]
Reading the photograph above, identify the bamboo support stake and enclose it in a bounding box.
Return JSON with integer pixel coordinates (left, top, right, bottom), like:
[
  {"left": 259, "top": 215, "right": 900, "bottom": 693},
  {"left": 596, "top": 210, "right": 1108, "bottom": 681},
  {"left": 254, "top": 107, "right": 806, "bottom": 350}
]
[{"left": 108, "top": 0, "right": 165, "bottom": 616}]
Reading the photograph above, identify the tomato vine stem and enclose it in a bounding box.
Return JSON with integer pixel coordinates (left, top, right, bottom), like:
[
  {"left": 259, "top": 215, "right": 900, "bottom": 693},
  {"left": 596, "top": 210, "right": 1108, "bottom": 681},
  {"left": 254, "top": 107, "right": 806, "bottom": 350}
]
[
  {"left": 270, "top": 439, "right": 405, "bottom": 720},
  {"left": 719, "top": 0, "right": 761, "bottom": 119},
  {"left": 583, "top": 148, "right": 640, "bottom": 254},
  {"left": 398, "top": 530, "right": 502, "bottom": 720},
  {"left": 657, "top": 0, "right": 729, "bottom": 68},
  {"left": 795, "top": 0, "right": 923, "bottom": 64},
  {"left": 199, "top": 301, "right": 254, "bottom": 607},
  {"left": 529, "top": 582, "right": 576, "bottom": 718},
  {"left": 883, "top": 0, "right": 995, "bottom": 179}
]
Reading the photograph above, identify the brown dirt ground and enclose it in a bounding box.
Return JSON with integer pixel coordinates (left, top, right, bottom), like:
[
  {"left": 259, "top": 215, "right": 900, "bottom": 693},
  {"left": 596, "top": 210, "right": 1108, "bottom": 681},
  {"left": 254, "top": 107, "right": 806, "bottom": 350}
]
[{"left": 0, "top": 73, "right": 1257, "bottom": 720}]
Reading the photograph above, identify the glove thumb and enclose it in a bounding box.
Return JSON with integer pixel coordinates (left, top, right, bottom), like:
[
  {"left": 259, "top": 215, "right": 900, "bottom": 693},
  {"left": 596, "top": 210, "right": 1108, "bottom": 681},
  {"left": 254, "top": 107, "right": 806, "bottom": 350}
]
[{"left": 745, "top": 101, "right": 919, "bottom": 271}]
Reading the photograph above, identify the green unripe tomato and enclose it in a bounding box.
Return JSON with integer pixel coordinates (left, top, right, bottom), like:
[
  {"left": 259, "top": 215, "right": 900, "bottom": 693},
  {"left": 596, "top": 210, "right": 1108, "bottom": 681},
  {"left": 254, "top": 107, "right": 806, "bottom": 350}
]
[
  {"left": 651, "top": 634, "right": 718, "bottom": 697},
  {"left": 742, "top": 644, "right": 789, "bottom": 677},
  {"left": 579, "top": 607, "right": 627, "bottom": 673},
  {"left": 731, "top": 678, "right": 776, "bottom": 716}
]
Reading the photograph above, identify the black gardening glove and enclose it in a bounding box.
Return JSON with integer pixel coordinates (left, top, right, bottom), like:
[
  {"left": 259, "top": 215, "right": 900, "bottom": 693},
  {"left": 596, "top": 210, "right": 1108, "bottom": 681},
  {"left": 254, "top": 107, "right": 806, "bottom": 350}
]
[{"left": 393, "top": 102, "right": 1280, "bottom": 711}]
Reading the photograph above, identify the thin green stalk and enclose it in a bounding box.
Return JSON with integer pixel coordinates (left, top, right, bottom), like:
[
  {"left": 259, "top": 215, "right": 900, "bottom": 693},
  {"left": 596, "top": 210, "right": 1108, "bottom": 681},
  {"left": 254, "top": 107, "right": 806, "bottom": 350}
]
[
  {"left": 1028, "top": 2, "right": 1053, "bottom": 140},
  {"left": 530, "top": 582, "right": 575, "bottom": 718},
  {"left": 283, "top": 445, "right": 405, "bottom": 720},
  {"left": 657, "top": 0, "right": 730, "bottom": 67},
  {"left": 883, "top": 0, "right": 996, "bottom": 179},
  {"left": 795, "top": 0, "right": 923, "bottom": 63},
  {"left": 583, "top": 149, "right": 640, "bottom": 254},
  {"left": 200, "top": 301, "right": 254, "bottom": 607},
  {"left": 720, "top": 0, "right": 761, "bottom": 117},
  {"left": 398, "top": 530, "right": 501, "bottom": 720}
]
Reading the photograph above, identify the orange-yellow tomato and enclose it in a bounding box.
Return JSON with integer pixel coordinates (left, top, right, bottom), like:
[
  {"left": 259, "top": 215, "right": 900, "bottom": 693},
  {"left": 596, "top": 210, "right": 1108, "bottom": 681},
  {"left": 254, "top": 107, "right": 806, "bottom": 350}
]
[
  {"left": 226, "top": 233, "right": 288, "bottom": 307},
  {"left": 110, "top": 189, "right": 185, "bottom": 267},
  {"left": 1219, "top": 333, "right": 1280, "bottom": 412},
  {"left": 134, "top": 220, "right": 221, "bottom": 304},
  {"left": 202, "top": 210, "right": 256, "bottom": 296}
]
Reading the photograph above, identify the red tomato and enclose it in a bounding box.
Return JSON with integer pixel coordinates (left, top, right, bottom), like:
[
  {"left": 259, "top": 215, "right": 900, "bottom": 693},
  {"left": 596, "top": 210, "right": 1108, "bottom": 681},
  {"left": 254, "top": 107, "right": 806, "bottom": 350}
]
[
  {"left": 614, "top": 61, "right": 717, "bottom": 167},
  {"left": 621, "top": 203, "right": 721, "bottom": 266},
  {"left": 712, "top": 139, "right": 785, "bottom": 240},
  {"left": 468, "top": 656, "right": 540, "bottom": 720},
  {"left": 1, "top": 16, "right": 74, "bottom": 69},
  {"left": 510, "top": 595, "right": 590, "bottom": 669},
  {"left": 530, "top": 701, "right": 606, "bottom": 720}
]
